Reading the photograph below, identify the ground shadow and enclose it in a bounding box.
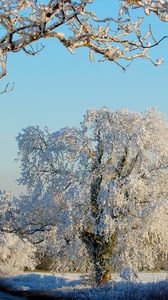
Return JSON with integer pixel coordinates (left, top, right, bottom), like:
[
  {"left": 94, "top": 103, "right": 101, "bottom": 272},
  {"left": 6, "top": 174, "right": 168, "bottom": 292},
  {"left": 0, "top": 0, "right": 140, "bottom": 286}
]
[{"left": 0, "top": 273, "right": 167, "bottom": 300}]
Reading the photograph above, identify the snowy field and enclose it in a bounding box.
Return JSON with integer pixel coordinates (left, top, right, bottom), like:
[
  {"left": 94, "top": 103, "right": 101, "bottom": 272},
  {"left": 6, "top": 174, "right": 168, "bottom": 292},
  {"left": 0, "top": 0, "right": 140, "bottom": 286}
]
[{"left": 0, "top": 271, "right": 167, "bottom": 300}]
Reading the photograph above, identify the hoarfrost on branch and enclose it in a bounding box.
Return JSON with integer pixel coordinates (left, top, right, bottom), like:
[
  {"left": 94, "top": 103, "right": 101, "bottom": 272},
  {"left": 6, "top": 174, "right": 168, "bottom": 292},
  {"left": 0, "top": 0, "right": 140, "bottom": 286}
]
[{"left": 0, "top": 0, "right": 168, "bottom": 78}]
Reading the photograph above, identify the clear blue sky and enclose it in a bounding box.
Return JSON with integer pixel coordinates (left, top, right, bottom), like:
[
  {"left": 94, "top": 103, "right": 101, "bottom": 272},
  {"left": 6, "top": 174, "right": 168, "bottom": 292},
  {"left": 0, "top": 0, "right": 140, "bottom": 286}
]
[{"left": 0, "top": 0, "right": 168, "bottom": 196}]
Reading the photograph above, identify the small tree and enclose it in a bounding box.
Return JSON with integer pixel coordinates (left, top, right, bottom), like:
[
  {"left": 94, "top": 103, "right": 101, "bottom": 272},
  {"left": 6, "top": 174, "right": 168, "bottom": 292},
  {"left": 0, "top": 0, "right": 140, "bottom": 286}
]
[
  {"left": 0, "top": 190, "right": 59, "bottom": 274},
  {"left": 0, "top": 191, "right": 37, "bottom": 274},
  {"left": 0, "top": 232, "right": 36, "bottom": 275},
  {"left": 0, "top": 0, "right": 168, "bottom": 79},
  {"left": 17, "top": 108, "right": 168, "bottom": 285}
]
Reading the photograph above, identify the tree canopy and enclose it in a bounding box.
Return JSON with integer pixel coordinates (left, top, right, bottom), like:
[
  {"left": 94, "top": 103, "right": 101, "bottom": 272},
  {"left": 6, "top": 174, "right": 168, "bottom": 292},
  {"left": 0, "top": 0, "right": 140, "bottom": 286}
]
[
  {"left": 0, "top": 0, "right": 168, "bottom": 79},
  {"left": 16, "top": 108, "right": 168, "bottom": 285}
]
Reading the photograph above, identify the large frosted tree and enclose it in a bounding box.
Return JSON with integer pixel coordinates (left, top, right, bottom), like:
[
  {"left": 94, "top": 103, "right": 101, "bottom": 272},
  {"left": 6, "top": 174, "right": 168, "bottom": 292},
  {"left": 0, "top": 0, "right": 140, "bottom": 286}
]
[
  {"left": 0, "top": 0, "right": 168, "bottom": 79},
  {"left": 17, "top": 108, "right": 168, "bottom": 285}
]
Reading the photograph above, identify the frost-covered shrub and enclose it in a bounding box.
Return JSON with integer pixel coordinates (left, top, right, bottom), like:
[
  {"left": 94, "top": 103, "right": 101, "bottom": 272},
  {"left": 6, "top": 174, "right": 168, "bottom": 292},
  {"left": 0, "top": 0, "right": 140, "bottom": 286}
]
[
  {"left": 120, "top": 267, "right": 139, "bottom": 282},
  {"left": 0, "top": 233, "right": 37, "bottom": 275},
  {"left": 36, "top": 226, "right": 91, "bottom": 273}
]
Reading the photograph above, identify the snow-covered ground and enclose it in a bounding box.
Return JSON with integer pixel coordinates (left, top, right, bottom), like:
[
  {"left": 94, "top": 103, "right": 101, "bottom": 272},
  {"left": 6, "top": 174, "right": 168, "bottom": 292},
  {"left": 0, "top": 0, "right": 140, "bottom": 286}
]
[
  {"left": 137, "top": 271, "right": 168, "bottom": 282},
  {"left": 0, "top": 272, "right": 167, "bottom": 300}
]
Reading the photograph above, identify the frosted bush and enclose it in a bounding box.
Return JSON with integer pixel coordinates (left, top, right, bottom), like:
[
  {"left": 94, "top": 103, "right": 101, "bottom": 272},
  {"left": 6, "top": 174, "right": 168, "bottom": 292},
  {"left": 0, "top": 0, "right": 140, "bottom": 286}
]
[
  {"left": 0, "top": 233, "right": 37, "bottom": 275},
  {"left": 120, "top": 267, "right": 139, "bottom": 282}
]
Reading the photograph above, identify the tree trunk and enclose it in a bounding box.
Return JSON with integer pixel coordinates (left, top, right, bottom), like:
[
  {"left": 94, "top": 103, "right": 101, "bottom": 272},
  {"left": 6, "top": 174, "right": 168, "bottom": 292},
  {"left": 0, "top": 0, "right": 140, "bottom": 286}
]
[
  {"left": 81, "top": 230, "right": 116, "bottom": 286},
  {"left": 81, "top": 131, "right": 116, "bottom": 285},
  {"left": 94, "top": 247, "right": 112, "bottom": 286}
]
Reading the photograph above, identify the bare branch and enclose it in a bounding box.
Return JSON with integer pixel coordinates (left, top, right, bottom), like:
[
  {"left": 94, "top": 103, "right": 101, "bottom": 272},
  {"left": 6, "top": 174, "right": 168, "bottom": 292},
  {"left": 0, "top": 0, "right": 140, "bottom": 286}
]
[
  {"left": 0, "top": 82, "right": 14, "bottom": 94},
  {"left": 23, "top": 44, "right": 45, "bottom": 56}
]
